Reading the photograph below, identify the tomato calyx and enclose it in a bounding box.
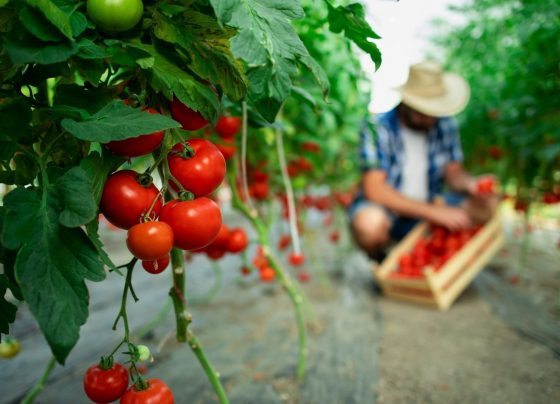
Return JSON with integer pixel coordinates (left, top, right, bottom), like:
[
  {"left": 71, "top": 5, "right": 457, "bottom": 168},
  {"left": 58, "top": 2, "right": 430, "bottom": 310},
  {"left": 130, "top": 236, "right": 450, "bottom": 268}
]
[
  {"left": 178, "top": 190, "right": 195, "bottom": 201},
  {"left": 136, "top": 172, "right": 154, "bottom": 188},
  {"left": 132, "top": 377, "right": 151, "bottom": 392},
  {"left": 172, "top": 143, "right": 196, "bottom": 159},
  {"left": 98, "top": 355, "right": 115, "bottom": 371}
]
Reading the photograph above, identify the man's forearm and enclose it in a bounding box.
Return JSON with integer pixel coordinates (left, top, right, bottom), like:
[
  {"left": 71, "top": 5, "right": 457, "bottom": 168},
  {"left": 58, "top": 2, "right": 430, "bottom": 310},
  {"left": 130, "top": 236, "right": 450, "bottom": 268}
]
[
  {"left": 445, "top": 162, "right": 474, "bottom": 193},
  {"left": 365, "top": 183, "right": 433, "bottom": 220}
]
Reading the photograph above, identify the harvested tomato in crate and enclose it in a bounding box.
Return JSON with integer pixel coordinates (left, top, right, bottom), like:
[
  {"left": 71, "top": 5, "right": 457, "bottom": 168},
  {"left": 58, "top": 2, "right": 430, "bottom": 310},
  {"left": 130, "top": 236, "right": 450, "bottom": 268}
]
[{"left": 373, "top": 213, "right": 504, "bottom": 310}]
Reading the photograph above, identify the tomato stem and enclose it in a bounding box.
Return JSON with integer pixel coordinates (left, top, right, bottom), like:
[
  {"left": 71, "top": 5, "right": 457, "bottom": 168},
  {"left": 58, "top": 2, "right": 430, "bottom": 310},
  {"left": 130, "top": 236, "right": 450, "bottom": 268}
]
[
  {"left": 21, "top": 356, "right": 56, "bottom": 404},
  {"left": 227, "top": 165, "right": 309, "bottom": 381}
]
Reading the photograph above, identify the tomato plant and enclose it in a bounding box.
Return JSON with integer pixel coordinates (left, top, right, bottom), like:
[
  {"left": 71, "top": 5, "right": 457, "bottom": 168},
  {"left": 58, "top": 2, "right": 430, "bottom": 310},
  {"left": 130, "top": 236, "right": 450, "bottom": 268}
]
[{"left": 0, "top": 0, "right": 381, "bottom": 401}]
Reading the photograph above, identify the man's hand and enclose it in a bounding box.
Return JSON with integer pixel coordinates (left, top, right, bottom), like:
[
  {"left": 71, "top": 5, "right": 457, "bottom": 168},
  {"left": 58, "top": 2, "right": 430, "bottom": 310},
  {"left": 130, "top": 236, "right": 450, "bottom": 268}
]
[{"left": 425, "top": 205, "right": 471, "bottom": 231}]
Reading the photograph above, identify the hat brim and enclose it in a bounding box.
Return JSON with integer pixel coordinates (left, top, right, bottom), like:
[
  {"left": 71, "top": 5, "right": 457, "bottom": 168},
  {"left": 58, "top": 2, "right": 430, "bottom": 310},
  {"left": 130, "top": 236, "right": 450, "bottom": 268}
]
[{"left": 397, "top": 73, "right": 470, "bottom": 117}]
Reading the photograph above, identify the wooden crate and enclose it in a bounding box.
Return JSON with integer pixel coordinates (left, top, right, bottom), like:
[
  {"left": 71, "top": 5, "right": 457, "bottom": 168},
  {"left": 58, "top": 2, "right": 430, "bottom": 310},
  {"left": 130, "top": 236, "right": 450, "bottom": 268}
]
[{"left": 372, "top": 213, "right": 505, "bottom": 310}]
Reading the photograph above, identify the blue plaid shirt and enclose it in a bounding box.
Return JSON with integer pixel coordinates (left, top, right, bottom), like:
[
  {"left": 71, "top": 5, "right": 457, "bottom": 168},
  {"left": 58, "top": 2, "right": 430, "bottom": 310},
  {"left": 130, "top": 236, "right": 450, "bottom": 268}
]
[{"left": 358, "top": 107, "right": 463, "bottom": 201}]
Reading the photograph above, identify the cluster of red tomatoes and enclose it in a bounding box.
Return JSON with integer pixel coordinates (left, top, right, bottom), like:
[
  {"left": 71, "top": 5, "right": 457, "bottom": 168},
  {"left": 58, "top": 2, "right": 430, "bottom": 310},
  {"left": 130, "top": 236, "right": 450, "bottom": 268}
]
[
  {"left": 393, "top": 225, "right": 482, "bottom": 278},
  {"left": 207, "top": 115, "right": 242, "bottom": 161},
  {"left": 241, "top": 164, "right": 270, "bottom": 201},
  {"left": 100, "top": 99, "right": 235, "bottom": 274},
  {"left": 84, "top": 362, "right": 173, "bottom": 404},
  {"left": 190, "top": 224, "right": 249, "bottom": 260}
]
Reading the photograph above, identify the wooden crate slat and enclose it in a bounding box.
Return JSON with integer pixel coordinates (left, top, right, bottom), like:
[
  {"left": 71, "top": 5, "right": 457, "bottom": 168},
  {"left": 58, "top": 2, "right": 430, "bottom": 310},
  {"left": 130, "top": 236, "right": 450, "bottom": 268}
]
[
  {"left": 436, "top": 232, "right": 505, "bottom": 310},
  {"left": 384, "top": 290, "right": 439, "bottom": 308}
]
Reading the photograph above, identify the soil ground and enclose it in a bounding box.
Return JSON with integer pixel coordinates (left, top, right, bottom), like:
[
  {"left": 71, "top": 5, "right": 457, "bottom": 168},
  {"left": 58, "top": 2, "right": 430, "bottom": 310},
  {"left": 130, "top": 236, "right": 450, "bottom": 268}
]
[{"left": 1, "top": 207, "right": 559, "bottom": 404}]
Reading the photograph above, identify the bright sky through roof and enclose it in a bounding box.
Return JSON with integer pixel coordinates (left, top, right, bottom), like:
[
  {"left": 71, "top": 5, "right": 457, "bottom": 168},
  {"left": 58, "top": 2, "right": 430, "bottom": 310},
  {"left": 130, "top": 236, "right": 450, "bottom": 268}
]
[{"left": 362, "top": 0, "right": 466, "bottom": 113}]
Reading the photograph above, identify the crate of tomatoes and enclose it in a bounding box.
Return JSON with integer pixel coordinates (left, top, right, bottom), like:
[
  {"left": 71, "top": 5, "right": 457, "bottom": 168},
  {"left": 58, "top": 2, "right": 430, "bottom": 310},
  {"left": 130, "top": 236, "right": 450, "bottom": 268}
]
[{"left": 373, "top": 212, "right": 504, "bottom": 310}]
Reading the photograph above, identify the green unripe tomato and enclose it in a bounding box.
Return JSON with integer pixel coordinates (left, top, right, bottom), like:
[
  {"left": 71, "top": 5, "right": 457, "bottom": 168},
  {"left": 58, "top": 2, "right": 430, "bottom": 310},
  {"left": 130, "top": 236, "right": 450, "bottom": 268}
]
[
  {"left": 136, "top": 344, "right": 151, "bottom": 362},
  {"left": 0, "top": 338, "right": 20, "bottom": 359},
  {"left": 87, "top": 0, "right": 144, "bottom": 34}
]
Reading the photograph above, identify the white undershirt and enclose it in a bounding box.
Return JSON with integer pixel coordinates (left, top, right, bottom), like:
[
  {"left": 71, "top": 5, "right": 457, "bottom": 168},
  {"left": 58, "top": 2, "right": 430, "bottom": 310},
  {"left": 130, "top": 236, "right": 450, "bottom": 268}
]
[{"left": 400, "top": 125, "right": 429, "bottom": 202}]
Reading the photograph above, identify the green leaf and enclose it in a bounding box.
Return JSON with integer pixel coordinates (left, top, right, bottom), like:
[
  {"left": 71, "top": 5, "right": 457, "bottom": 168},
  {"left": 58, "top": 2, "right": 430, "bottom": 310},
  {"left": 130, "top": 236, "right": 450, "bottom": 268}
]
[
  {"left": 152, "top": 12, "right": 248, "bottom": 102},
  {"left": 0, "top": 274, "right": 17, "bottom": 339},
  {"left": 26, "top": 0, "right": 74, "bottom": 40},
  {"left": 3, "top": 187, "right": 105, "bottom": 363},
  {"left": 209, "top": 0, "right": 329, "bottom": 121},
  {"left": 0, "top": 141, "right": 17, "bottom": 161},
  {"left": 80, "top": 151, "right": 124, "bottom": 204},
  {"left": 20, "top": 5, "right": 65, "bottom": 42},
  {"left": 76, "top": 38, "right": 111, "bottom": 59},
  {"left": 0, "top": 98, "right": 32, "bottom": 143},
  {"left": 4, "top": 31, "right": 78, "bottom": 64},
  {"left": 85, "top": 219, "right": 116, "bottom": 271},
  {"left": 128, "top": 42, "right": 221, "bottom": 124},
  {"left": 53, "top": 84, "right": 113, "bottom": 114},
  {"left": 62, "top": 100, "right": 181, "bottom": 142},
  {"left": 13, "top": 153, "right": 39, "bottom": 186},
  {"left": 54, "top": 167, "right": 97, "bottom": 227},
  {"left": 326, "top": 1, "right": 382, "bottom": 70}
]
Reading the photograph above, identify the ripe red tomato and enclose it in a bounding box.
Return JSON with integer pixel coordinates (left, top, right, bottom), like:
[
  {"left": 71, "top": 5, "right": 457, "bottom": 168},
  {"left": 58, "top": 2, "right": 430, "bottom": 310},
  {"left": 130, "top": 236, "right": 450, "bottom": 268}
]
[
  {"left": 476, "top": 177, "right": 497, "bottom": 194},
  {"left": 329, "top": 231, "right": 340, "bottom": 243},
  {"left": 83, "top": 363, "right": 129, "bottom": 404},
  {"left": 226, "top": 228, "right": 249, "bottom": 253},
  {"left": 216, "top": 141, "right": 237, "bottom": 160},
  {"left": 297, "top": 271, "right": 311, "bottom": 283},
  {"left": 250, "top": 169, "right": 269, "bottom": 182},
  {"left": 167, "top": 139, "right": 226, "bottom": 197},
  {"left": 142, "top": 255, "right": 170, "bottom": 274},
  {"left": 87, "top": 0, "right": 143, "bottom": 34},
  {"left": 106, "top": 108, "right": 164, "bottom": 157},
  {"left": 278, "top": 234, "right": 291, "bottom": 251},
  {"left": 252, "top": 255, "right": 268, "bottom": 270},
  {"left": 398, "top": 254, "right": 413, "bottom": 269},
  {"left": 170, "top": 97, "right": 207, "bottom": 131},
  {"left": 204, "top": 246, "right": 225, "bottom": 260},
  {"left": 126, "top": 222, "right": 174, "bottom": 261},
  {"left": 288, "top": 253, "right": 305, "bottom": 267},
  {"left": 120, "top": 378, "right": 174, "bottom": 404},
  {"left": 207, "top": 223, "right": 230, "bottom": 250},
  {"left": 215, "top": 116, "right": 242, "bottom": 139},
  {"left": 260, "top": 267, "right": 275, "bottom": 282},
  {"left": 301, "top": 142, "right": 320, "bottom": 153},
  {"left": 240, "top": 266, "right": 251, "bottom": 276},
  {"left": 250, "top": 181, "right": 269, "bottom": 200},
  {"left": 100, "top": 170, "right": 163, "bottom": 230},
  {"left": 159, "top": 198, "right": 222, "bottom": 251}
]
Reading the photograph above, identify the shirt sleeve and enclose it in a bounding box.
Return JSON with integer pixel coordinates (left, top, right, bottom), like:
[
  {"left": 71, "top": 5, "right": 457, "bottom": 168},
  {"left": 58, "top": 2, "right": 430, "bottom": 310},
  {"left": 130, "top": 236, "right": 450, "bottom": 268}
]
[
  {"left": 441, "top": 117, "right": 464, "bottom": 162},
  {"left": 358, "top": 118, "right": 390, "bottom": 173}
]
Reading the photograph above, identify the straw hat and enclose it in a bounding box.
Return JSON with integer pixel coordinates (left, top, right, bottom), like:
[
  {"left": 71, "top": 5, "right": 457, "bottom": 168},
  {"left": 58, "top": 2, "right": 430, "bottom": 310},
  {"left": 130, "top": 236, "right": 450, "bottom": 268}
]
[{"left": 397, "top": 61, "right": 470, "bottom": 117}]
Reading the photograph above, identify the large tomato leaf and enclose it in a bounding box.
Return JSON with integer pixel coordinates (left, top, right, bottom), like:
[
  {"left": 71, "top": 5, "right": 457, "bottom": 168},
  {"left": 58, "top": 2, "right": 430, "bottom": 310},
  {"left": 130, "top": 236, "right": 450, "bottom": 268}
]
[
  {"left": 326, "top": 1, "right": 382, "bottom": 70},
  {"left": 3, "top": 30, "right": 79, "bottom": 65},
  {"left": 128, "top": 42, "right": 221, "bottom": 124},
  {"left": 152, "top": 11, "right": 248, "bottom": 102},
  {"left": 2, "top": 181, "right": 105, "bottom": 364},
  {"left": 55, "top": 166, "right": 97, "bottom": 227},
  {"left": 210, "top": 0, "right": 329, "bottom": 122},
  {"left": 25, "top": 0, "right": 74, "bottom": 40},
  {"left": 61, "top": 100, "right": 181, "bottom": 142}
]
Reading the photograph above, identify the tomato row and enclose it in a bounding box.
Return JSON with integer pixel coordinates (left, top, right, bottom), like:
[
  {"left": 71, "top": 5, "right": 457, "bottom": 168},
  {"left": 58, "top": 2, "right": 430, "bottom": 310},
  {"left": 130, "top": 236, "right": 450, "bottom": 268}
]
[{"left": 190, "top": 224, "right": 249, "bottom": 260}]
